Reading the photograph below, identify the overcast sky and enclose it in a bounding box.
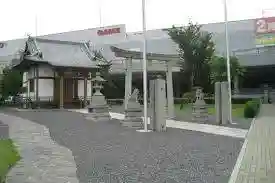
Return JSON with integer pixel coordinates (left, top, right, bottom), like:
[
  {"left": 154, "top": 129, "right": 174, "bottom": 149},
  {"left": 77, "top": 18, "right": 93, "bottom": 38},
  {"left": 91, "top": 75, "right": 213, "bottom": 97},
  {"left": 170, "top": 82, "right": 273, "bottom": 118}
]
[{"left": 1, "top": 0, "right": 275, "bottom": 41}]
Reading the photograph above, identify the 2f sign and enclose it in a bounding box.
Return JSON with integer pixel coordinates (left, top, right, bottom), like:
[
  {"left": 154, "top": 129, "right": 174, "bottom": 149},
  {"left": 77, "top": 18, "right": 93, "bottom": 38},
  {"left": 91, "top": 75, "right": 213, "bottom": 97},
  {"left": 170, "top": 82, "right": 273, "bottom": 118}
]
[{"left": 97, "top": 28, "right": 121, "bottom": 36}]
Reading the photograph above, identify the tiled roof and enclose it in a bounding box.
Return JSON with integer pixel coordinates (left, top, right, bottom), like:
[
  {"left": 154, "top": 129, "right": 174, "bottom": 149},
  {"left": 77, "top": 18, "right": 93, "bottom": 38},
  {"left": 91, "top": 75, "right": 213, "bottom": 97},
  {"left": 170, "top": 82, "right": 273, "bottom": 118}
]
[{"left": 14, "top": 37, "right": 100, "bottom": 68}]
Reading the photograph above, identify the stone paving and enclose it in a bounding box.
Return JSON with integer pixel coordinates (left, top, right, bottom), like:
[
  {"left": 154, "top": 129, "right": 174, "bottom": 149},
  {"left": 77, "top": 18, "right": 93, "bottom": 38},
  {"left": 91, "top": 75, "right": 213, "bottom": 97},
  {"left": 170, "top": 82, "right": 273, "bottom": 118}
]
[
  {"left": 4, "top": 109, "right": 244, "bottom": 183},
  {"left": 229, "top": 104, "right": 275, "bottom": 183},
  {"left": 0, "top": 113, "right": 79, "bottom": 183}
]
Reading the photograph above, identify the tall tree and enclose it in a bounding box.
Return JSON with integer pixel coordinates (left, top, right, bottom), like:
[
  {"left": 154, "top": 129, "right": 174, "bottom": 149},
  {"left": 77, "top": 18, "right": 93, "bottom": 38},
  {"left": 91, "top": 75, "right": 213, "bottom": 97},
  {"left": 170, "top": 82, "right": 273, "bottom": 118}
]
[
  {"left": 0, "top": 66, "right": 23, "bottom": 98},
  {"left": 165, "top": 21, "right": 215, "bottom": 91},
  {"left": 209, "top": 56, "right": 245, "bottom": 84}
]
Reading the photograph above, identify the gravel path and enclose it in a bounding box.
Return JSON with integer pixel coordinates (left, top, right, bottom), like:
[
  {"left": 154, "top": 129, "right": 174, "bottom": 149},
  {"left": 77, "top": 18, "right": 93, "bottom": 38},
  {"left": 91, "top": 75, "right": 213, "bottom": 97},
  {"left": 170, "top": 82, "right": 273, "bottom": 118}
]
[
  {"left": 4, "top": 109, "right": 244, "bottom": 183},
  {"left": 0, "top": 113, "right": 79, "bottom": 183}
]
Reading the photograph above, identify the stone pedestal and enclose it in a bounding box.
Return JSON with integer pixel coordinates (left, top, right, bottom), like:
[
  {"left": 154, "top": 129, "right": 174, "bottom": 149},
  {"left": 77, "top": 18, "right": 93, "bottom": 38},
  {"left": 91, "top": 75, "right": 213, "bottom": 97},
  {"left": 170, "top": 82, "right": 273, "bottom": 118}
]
[
  {"left": 87, "top": 72, "right": 110, "bottom": 122},
  {"left": 192, "top": 87, "right": 208, "bottom": 123},
  {"left": 121, "top": 89, "right": 143, "bottom": 129}
]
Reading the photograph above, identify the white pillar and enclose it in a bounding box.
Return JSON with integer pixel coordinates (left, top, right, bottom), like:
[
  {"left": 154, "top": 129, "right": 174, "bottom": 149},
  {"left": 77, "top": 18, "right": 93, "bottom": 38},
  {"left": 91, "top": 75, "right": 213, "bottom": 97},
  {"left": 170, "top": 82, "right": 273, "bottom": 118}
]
[
  {"left": 124, "top": 58, "right": 133, "bottom": 111},
  {"left": 90, "top": 72, "right": 93, "bottom": 97},
  {"left": 27, "top": 72, "right": 30, "bottom": 98},
  {"left": 35, "top": 66, "right": 39, "bottom": 103},
  {"left": 72, "top": 77, "right": 75, "bottom": 98},
  {"left": 166, "top": 62, "right": 175, "bottom": 119},
  {"left": 84, "top": 75, "right": 88, "bottom": 108}
]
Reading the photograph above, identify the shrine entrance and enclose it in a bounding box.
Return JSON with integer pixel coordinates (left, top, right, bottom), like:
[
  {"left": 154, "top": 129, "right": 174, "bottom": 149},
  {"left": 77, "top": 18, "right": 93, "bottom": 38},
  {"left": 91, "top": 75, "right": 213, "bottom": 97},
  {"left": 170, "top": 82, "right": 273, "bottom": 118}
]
[{"left": 110, "top": 46, "right": 181, "bottom": 119}]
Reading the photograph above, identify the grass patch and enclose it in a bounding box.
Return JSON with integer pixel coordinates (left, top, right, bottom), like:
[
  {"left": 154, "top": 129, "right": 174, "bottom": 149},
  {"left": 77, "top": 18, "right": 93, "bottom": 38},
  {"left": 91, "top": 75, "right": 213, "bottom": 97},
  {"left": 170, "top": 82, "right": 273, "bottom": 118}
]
[
  {"left": 207, "top": 104, "right": 245, "bottom": 118},
  {"left": 0, "top": 139, "right": 20, "bottom": 183},
  {"left": 175, "top": 104, "right": 245, "bottom": 118}
]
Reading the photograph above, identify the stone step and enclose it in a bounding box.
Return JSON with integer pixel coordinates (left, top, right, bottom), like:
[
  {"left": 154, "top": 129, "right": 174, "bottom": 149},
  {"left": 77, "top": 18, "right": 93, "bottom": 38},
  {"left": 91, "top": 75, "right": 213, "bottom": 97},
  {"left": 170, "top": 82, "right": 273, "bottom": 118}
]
[{"left": 120, "top": 121, "right": 143, "bottom": 129}]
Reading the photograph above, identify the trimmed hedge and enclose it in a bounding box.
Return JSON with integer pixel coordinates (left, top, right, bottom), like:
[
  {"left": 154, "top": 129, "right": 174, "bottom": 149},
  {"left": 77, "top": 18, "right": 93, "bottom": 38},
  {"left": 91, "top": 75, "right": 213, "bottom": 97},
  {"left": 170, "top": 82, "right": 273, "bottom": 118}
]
[
  {"left": 177, "top": 96, "right": 257, "bottom": 106},
  {"left": 243, "top": 99, "right": 261, "bottom": 118}
]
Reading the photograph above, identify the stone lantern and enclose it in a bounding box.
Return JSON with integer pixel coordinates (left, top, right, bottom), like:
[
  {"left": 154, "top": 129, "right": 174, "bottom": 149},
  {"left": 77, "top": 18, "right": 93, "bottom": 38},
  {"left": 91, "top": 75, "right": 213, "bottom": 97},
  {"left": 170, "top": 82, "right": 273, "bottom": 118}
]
[
  {"left": 87, "top": 72, "right": 110, "bottom": 121},
  {"left": 192, "top": 87, "right": 208, "bottom": 123}
]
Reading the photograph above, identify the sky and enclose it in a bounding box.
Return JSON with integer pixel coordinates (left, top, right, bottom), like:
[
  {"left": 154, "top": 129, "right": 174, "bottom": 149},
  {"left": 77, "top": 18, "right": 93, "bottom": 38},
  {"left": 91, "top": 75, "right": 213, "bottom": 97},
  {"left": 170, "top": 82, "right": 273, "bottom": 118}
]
[{"left": 1, "top": 0, "right": 275, "bottom": 41}]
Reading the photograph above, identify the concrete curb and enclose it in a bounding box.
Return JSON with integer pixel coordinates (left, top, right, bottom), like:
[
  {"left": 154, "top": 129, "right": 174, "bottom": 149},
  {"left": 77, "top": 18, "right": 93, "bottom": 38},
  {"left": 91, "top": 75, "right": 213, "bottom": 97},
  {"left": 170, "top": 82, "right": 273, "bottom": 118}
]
[{"left": 227, "top": 116, "right": 256, "bottom": 183}]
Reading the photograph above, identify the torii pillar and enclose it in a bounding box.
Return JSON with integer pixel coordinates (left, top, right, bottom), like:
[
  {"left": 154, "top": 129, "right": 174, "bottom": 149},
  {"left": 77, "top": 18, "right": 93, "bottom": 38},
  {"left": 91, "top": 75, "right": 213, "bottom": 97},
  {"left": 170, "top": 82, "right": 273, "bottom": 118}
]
[
  {"left": 124, "top": 57, "right": 133, "bottom": 111},
  {"left": 166, "top": 62, "right": 175, "bottom": 119}
]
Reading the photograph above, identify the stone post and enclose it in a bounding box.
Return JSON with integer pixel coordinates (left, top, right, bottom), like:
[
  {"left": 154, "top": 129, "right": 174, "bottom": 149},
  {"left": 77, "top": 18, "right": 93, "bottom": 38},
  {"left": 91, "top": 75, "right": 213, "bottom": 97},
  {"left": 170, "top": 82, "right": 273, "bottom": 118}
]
[
  {"left": 59, "top": 73, "right": 64, "bottom": 109},
  {"left": 35, "top": 66, "right": 39, "bottom": 108},
  {"left": 166, "top": 63, "right": 175, "bottom": 119},
  {"left": 90, "top": 72, "right": 93, "bottom": 103},
  {"left": 263, "top": 84, "right": 270, "bottom": 104},
  {"left": 215, "top": 82, "right": 222, "bottom": 125},
  {"left": 221, "top": 82, "right": 229, "bottom": 124},
  {"left": 149, "top": 80, "right": 155, "bottom": 110},
  {"left": 153, "top": 76, "right": 167, "bottom": 132},
  {"left": 87, "top": 72, "right": 110, "bottom": 121},
  {"left": 234, "top": 76, "right": 240, "bottom": 94},
  {"left": 149, "top": 80, "right": 156, "bottom": 130},
  {"left": 83, "top": 74, "right": 88, "bottom": 107}
]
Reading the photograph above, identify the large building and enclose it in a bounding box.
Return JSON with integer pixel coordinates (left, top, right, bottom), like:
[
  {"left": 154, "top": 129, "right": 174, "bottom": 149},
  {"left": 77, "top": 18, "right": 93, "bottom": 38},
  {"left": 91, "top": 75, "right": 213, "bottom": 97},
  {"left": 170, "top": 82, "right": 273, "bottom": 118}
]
[{"left": 0, "top": 17, "right": 275, "bottom": 99}]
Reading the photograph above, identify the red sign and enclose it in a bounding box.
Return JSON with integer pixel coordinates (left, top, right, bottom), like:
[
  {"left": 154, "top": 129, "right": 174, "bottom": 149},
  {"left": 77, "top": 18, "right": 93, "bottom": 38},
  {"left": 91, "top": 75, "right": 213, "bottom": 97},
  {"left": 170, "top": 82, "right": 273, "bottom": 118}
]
[
  {"left": 97, "top": 28, "right": 121, "bottom": 36},
  {"left": 255, "top": 17, "right": 275, "bottom": 34}
]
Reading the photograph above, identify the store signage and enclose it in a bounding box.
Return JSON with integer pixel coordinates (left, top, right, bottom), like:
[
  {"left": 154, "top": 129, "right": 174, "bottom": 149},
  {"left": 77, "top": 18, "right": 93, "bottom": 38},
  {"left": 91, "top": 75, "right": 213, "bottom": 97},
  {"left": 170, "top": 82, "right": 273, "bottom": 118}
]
[
  {"left": 97, "top": 27, "right": 121, "bottom": 36},
  {"left": 255, "top": 34, "right": 275, "bottom": 47},
  {"left": 255, "top": 17, "right": 275, "bottom": 34}
]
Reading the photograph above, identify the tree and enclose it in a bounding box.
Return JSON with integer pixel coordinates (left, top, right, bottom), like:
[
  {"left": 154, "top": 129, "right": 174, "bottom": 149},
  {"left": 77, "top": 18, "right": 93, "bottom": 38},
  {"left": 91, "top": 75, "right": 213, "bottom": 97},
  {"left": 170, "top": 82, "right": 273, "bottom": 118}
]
[
  {"left": 165, "top": 21, "right": 215, "bottom": 91},
  {"left": 0, "top": 66, "right": 23, "bottom": 98},
  {"left": 209, "top": 56, "right": 245, "bottom": 84}
]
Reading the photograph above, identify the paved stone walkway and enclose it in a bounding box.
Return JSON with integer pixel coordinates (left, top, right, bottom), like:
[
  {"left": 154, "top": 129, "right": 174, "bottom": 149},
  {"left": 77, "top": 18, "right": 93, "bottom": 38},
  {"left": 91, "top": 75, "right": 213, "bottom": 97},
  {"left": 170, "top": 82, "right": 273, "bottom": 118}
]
[
  {"left": 70, "top": 109, "right": 248, "bottom": 139},
  {"left": 0, "top": 113, "right": 79, "bottom": 183},
  {"left": 229, "top": 104, "right": 275, "bottom": 183}
]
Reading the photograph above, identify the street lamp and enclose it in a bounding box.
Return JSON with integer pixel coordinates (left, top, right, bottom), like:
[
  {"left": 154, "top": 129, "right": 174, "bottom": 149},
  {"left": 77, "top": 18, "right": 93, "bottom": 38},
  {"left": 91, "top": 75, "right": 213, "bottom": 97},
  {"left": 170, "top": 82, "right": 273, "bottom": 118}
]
[{"left": 142, "top": 0, "right": 148, "bottom": 131}]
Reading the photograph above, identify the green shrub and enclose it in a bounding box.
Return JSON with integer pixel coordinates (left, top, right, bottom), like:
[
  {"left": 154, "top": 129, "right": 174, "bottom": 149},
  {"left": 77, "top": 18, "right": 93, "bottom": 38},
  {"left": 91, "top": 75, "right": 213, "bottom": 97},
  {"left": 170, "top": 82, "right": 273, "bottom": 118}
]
[
  {"left": 232, "top": 98, "right": 254, "bottom": 104},
  {"left": 182, "top": 92, "right": 195, "bottom": 102},
  {"left": 243, "top": 99, "right": 261, "bottom": 118}
]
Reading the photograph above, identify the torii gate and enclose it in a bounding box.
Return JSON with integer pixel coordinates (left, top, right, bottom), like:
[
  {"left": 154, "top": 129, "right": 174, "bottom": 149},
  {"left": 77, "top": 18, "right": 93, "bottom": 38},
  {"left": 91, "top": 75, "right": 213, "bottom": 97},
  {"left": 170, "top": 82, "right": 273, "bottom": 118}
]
[{"left": 110, "top": 46, "right": 181, "bottom": 119}]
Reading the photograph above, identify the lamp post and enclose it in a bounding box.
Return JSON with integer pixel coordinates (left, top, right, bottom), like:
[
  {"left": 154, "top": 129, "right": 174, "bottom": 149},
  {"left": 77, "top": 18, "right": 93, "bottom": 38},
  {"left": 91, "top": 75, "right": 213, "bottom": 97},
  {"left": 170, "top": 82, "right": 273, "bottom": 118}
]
[
  {"left": 142, "top": 0, "right": 148, "bottom": 131},
  {"left": 224, "top": 0, "right": 233, "bottom": 124}
]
